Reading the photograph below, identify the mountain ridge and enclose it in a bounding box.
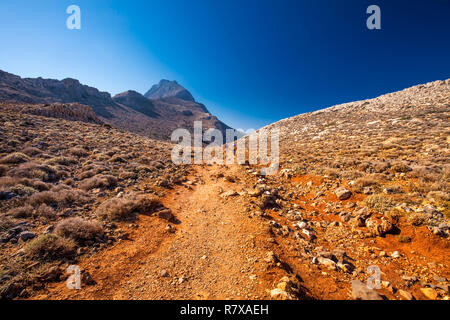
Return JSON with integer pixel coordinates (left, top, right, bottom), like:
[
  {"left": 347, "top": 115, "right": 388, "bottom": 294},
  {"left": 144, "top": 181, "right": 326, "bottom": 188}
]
[{"left": 0, "top": 70, "right": 232, "bottom": 141}]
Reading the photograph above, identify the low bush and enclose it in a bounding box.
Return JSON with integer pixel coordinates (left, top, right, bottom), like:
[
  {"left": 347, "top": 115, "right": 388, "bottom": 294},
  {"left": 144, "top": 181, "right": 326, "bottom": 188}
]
[
  {"left": 364, "top": 194, "right": 396, "bottom": 214},
  {"left": 25, "top": 234, "right": 76, "bottom": 261},
  {"left": 79, "top": 174, "right": 117, "bottom": 191},
  {"left": 96, "top": 194, "right": 162, "bottom": 221},
  {"left": 0, "top": 153, "right": 30, "bottom": 164},
  {"left": 7, "top": 205, "right": 33, "bottom": 218},
  {"left": 55, "top": 217, "right": 103, "bottom": 244}
]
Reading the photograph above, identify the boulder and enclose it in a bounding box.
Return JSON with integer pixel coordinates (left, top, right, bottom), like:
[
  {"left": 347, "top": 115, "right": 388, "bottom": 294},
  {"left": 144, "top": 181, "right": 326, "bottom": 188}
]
[
  {"left": 18, "top": 231, "right": 36, "bottom": 241},
  {"left": 365, "top": 217, "right": 393, "bottom": 236},
  {"left": 335, "top": 187, "right": 352, "bottom": 200}
]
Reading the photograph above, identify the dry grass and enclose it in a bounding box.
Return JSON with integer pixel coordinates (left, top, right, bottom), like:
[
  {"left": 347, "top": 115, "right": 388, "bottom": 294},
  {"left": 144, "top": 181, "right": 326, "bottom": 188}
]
[
  {"left": 55, "top": 217, "right": 103, "bottom": 244},
  {"left": 96, "top": 194, "right": 162, "bottom": 221},
  {"left": 364, "top": 194, "right": 396, "bottom": 214},
  {"left": 25, "top": 234, "right": 76, "bottom": 261},
  {"left": 79, "top": 174, "right": 117, "bottom": 191},
  {"left": 0, "top": 153, "right": 30, "bottom": 164},
  {"left": 7, "top": 205, "right": 33, "bottom": 218}
]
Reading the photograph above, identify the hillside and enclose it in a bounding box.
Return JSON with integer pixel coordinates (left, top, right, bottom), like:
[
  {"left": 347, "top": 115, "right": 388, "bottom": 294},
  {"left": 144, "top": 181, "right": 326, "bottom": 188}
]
[
  {"left": 0, "top": 70, "right": 231, "bottom": 141},
  {"left": 0, "top": 79, "right": 448, "bottom": 301}
]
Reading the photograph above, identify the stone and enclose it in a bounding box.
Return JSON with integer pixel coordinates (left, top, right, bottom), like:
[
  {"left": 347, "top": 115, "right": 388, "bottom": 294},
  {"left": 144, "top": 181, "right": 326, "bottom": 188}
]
[
  {"left": 317, "top": 256, "right": 337, "bottom": 270},
  {"left": 391, "top": 251, "right": 401, "bottom": 258},
  {"left": 220, "top": 190, "right": 238, "bottom": 198},
  {"left": 366, "top": 217, "right": 393, "bottom": 236},
  {"left": 43, "top": 225, "right": 54, "bottom": 234},
  {"left": 335, "top": 187, "right": 352, "bottom": 200},
  {"left": 420, "top": 287, "right": 438, "bottom": 300},
  {"left": 270, "top": 288, "right": 293, "bottom": 300},
  {"left": 264, "top": 251, "right": 278, "bottom": 264},
  {"left": 81, "top": 271, "right": 96, "bottom": 285},
  {"left": 157, "top": 209, "right": 174, "bottom": 221},
  {"left": 351, "top": 280, "right": 383, "bottom": 300},
  {"left": 160, "top": 270, "right": 169, "bottom": 277},
  {"left": 398, "top": 289, "right": 414, "bottom": 300},
  {"left": 18, "top": 231, "right": 36, "bottom": 241}
]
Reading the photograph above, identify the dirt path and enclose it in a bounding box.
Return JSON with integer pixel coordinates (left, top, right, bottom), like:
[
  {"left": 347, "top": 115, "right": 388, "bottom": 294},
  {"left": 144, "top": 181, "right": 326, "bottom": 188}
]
[{"left": 34, "top": 165, "right": 285, "bottom": 300}]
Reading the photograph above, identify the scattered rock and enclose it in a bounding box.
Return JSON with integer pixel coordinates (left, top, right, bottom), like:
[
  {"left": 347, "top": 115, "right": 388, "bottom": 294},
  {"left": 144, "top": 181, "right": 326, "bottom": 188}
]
[
  {"left": 157, "top": 208, "right": 174, "bottom": 221},
  {"left": 160, "top": 270, "right": 169, "bottom": 277},
  {"left": 18, "top": 231, "right": 36, "bottom": 241},
  {"left": 335, "top": 187, "right": 352, "bottom": 200},
  {"left": 264, "top": 251, "right": 278, "bottom": 265},
  {"left": 420, "top": 287, "right": 438, "bottom": 300},
  {"left": 398, "top": 289, "right": 415, "bottom": 300},
  {"left": 270, "top": 288, "right": 293, "bottom": 300},
  {"left": 220, "top": 190, "right": 238, "bottom": 198},
  {"left": 366, "top": 217, "right": 393, "bottom": 236}
]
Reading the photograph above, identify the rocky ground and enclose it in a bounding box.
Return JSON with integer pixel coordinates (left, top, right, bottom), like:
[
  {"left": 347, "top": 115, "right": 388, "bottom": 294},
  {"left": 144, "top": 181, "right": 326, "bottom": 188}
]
[{"left": 0, "top": 79, "right": 449, "bottom": 300}]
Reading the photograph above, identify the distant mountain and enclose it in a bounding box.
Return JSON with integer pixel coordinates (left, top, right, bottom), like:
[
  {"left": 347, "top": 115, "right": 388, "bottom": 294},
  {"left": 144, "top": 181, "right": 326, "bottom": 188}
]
[
  {"left": 0, "top": 70, "right": 116, "bottom": 118},
  {"left": 144, "top": 79, "right": 195, "bottom": 102},
  {"left": 0, "top": 70, "right": 232, "bottom": 141},
  {"left": 112, "top": 90, "right": 159, "bottom": 118}
]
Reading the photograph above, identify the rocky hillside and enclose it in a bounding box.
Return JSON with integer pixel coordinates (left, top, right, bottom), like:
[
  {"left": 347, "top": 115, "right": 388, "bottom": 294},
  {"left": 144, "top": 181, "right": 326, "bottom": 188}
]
[
  {"left": 239, "top": 79, "right": 450, "bottom": 300},
  {"left": 0, "top": 70, "right": 232, "bottom": 141},
  {"left": 0, "top": 70, "right": 115, "bottom": 118}
]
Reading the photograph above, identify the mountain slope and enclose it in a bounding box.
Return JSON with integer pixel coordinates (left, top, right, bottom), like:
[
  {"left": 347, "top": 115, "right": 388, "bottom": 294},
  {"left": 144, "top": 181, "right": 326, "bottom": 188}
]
[
  {"left": 0, "top": 70, "right": 116, "bottom": 118},
  {"left": 0, "top": 70, "right": 232, "bottom": 141}
]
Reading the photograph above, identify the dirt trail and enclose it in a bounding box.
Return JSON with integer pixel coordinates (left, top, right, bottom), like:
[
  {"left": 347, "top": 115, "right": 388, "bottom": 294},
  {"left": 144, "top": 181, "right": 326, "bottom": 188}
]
[{"left": 34, "top": 165, "right": 284, "bottom": 300}]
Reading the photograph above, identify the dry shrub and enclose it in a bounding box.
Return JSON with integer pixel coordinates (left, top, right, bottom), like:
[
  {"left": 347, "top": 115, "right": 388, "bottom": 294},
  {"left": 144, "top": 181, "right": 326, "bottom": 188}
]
[
  {"left": 0, "top": 176, "right": 25, "bottom": 188},
  {"left": 25, "top": 234, "right": 76, "bottom": 261},
  {"left": 391, "top": 162, "right": 412, "bottom": 173},
  {"left": 373, "top": 161, "right": 390, "bottom": 173},
  {"left": 31, "top": 180, "right": 50, "bottom": 191},
  {"left": 109, "top": 155, "right": 125, "bottom": 163},
  {"left": 9, "top": 184, "right": 38, "bottom": 196},
  {"left": 21, "top": 147, "right": 42, "bottom": 157},
  {"left": 0, "top": 152, "right": 30, "bottom": 164},
  {"left": 321, "top": 168, "right": 340, "bottom": 178},
  {"left": 96, "top": 194, "right": 162, "bottom": 221},
  {"left": 0, "top": 215, "right": 14, "bottom": 232},
  {"left": 119, "top": 171, "right": 137, "bottom": 180},
  {"left": 407, "top": 212, "right": 428, "bottom": 226},
  {"left": 46, "top": 156, "right": 77, "bottom": 166},
  {"left": 28, "top": 185, "right": 88, "bottom": 207},
  {"left": 7, "top": 205, "right": 33, "bottom": 218},
  {"left": 55, "top": 217, "right": 103, "bottom": 244},
  {"left": 428, "top": 191, "right": 450, "bottom": 202},
  {"left": 364, "top": 194, "right": 396, "bottom": 214},
  {"left": 385, "top": 208, "right": 404, "bottom": 223},
  {"left": 7, "top": 162, "right": 57, "bottom": 181},
  {"left": 353, "top": 176, "right": 380, "bottom": 192},
  {"left": 35, "top": 204, "right": 56, "bottom": 220},
  {"left": 79, "top": 174, "right": 117, "bottom": 191},
  {"left": 68, "top": 147, "right": 88, "bottom": 157}
]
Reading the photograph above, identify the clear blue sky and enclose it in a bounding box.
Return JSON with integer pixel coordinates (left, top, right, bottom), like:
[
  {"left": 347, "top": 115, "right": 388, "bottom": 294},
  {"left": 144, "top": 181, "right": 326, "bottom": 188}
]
[{"left": 0, "top": 0, "right": 449, "bottom": 130}]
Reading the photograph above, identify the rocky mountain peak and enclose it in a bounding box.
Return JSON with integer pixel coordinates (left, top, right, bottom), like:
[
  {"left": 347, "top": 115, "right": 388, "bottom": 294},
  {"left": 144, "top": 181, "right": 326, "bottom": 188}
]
[{"left": 144, "top": 79, "right": 195, "bottom": 102}]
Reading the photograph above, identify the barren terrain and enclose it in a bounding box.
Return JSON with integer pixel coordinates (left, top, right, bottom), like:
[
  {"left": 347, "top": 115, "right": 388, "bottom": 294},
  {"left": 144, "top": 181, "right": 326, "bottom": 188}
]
[{"left": 0, "top": 79, "right": 449, "bottom": 300}]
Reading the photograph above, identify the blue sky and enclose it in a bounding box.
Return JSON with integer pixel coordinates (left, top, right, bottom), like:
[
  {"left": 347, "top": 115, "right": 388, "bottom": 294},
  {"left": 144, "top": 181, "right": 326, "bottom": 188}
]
[{"left": 0, "top": 0, "right": 449, "bottom": 130}]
